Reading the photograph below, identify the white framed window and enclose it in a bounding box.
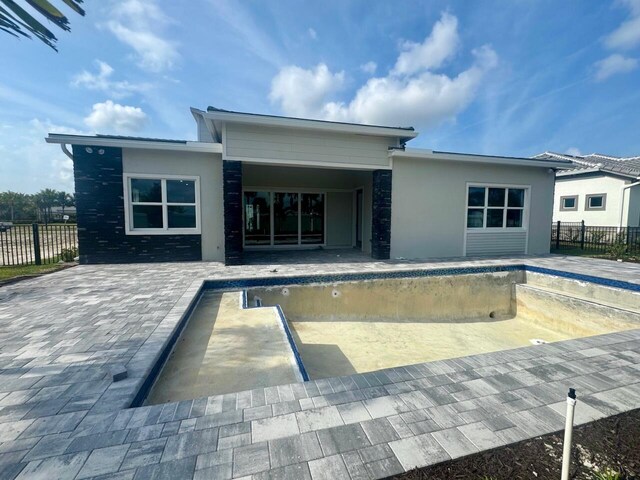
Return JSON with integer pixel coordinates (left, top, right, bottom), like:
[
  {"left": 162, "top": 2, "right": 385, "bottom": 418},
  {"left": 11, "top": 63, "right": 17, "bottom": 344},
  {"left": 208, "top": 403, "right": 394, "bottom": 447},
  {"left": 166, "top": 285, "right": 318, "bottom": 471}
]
[
  {"left": 123, "top": 174, "right": 201, "bottom": 235},
  {"left": 585, "top": 193, "right": 606, "bottom": 211},
  {"left": 560, "top": 195, "right": 578, "bottom": 211},
  {"left": 466, "top": 184, "right": 529, "bottom": 230}
]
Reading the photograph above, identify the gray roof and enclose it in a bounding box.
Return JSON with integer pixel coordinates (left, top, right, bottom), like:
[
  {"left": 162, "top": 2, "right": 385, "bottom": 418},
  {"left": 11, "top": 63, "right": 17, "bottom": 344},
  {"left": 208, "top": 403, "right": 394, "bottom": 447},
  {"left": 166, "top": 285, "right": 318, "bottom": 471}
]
[
  {"left": 533, "top": 151, "right": 640, "bottom": 178},
  {"left": 206, "top": 106, "right": 416, "bottom": 132}
]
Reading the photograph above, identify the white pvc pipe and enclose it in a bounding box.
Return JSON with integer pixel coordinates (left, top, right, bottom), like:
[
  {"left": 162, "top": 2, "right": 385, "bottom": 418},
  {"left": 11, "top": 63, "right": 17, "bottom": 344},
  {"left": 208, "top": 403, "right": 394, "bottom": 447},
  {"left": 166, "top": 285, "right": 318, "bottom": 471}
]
[{"left": 561, "top": 388, "right": 577, "bottom": 480}]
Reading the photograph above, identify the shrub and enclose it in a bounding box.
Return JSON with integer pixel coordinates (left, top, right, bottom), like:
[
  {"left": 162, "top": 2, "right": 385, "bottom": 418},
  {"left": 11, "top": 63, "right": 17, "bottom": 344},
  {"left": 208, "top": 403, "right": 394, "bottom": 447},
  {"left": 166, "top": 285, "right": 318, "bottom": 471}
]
[
  {"left": 606, "top": 233, "right": 627, "bottom": 259},
  {"left": 60, "top": 247, "right": 78, "bottom": 262},
  {"left": 594, "top": 468, "right": 622, "bottom": 480}
]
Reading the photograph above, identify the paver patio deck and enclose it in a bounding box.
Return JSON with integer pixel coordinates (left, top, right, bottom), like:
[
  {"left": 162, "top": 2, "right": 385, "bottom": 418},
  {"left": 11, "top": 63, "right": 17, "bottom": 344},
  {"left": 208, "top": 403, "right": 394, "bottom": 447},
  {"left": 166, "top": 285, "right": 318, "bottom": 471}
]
[{"left": 0, "top": 253, "right": 639, "bottom": 479}]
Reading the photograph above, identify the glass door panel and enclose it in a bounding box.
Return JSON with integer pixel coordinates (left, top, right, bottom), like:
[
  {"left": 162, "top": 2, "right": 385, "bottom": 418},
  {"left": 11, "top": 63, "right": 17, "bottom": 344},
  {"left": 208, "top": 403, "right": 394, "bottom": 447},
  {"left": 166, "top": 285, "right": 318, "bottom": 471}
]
[
  {"left": 244, "top": 191, "right": 271, "bottom": 245},
  {"left": 301, "top": 193, "right": 324, "bottom": 244},
  {"left": 274, "top": 193, "right": 299, "bottom": 245}
]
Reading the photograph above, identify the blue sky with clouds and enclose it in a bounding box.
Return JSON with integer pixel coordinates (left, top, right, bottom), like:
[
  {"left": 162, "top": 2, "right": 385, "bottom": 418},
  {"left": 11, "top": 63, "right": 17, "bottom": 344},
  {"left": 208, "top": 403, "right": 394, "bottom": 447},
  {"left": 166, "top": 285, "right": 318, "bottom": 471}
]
[{"left": 1, "top": 0, "right": 639, "bottom": 193}]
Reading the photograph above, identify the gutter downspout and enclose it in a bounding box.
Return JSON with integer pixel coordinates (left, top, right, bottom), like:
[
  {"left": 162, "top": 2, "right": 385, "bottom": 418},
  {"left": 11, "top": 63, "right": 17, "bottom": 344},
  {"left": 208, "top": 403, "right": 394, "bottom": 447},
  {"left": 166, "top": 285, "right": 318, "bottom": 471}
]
[
  {"left": 61, "top": 144, "right": 73, "bottom": 160},
  {"left": 619, "top": 179, "right": 640, "bottom": 229}
]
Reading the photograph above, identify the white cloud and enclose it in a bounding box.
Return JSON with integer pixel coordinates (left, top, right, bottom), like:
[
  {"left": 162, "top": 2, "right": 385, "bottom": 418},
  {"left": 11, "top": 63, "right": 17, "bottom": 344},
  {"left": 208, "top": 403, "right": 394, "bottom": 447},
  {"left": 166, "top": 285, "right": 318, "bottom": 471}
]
[
  {"left": 84, "top": 100, "right": 148, "bottom": 133},
  {"left": 565, "top": 147, "right": 582, "bottom": 156},
  {"left": 605, "top": 0, "right": 640, "bottom": 50},
  {"left": 0, "top": 119, "right": 86, "bottom": 193},
  {"left": 106, "top": 0, "right": 179, "bottom": 72},
  {"left": 269, "top": 64, "right": 345, "bottom": 118},
  {"left": 360, "top": 61, "right": 377, "bottom": 75},
  {"left": 606, "top": 15, "right": 640, "bottom": 50},
  {"left": 71, "top": 60, "right": 151, "bottom": 98},
  {"left": 269, "top": 13, "right": 497, "bottom": 129},
  {"left": 325, "top": 46, "right": 498, "bottom": 127},
  {"left": 392, "top": 12, "right": 459, "bottom": 75},
  {"left": 308, "top": 28, "right": 317, "bottom": 40},
  {"left": 594, "top": 53, "right": 638, "bottom": 80}
]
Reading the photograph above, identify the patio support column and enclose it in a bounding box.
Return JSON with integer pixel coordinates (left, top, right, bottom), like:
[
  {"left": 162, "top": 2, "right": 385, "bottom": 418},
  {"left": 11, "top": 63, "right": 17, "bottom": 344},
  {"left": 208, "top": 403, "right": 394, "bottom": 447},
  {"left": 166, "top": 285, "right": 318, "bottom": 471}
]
[
  {"left": 371, "top": 169, "right": 392, "bottom": 260},
  {"left": 223, "top": 160, "right": 244, "bottom": 265}
]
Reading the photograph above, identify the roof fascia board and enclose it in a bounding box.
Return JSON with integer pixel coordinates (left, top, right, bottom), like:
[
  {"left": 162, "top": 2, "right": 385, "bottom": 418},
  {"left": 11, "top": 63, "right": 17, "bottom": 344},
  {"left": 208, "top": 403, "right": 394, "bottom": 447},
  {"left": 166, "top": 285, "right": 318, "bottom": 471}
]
[
  {"left": 201, "top": 110, "right": 418, "bottom": 140},
  {"left": 225, "top": 154, "right": 390, "bottom": 170},
  {"left": 391, "top": 149, "right": 572, "bottom": 168},
  {"left": 46, "top": 135, "right": 223, "bottom": 154}
]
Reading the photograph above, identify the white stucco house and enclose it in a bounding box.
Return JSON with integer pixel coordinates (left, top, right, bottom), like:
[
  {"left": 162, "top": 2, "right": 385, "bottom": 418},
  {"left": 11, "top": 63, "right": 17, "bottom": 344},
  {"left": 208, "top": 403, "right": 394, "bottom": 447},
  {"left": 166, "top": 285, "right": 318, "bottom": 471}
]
[
  {"left": 45, "top": 107, "right": 570, "bottom": 265},
  {"left": 534, "top": 152, "right": 640, "bottom": 227}
]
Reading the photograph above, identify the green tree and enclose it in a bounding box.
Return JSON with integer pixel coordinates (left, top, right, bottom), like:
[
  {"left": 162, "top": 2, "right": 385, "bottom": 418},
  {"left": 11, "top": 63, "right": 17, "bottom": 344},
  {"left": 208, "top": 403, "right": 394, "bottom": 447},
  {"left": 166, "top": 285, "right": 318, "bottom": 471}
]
[
  {"left": 0, "top": 190, "right": 32, "bottom": 221},
  {"left": 55, "top": 190, "right": 72, "bottom": 216},
  {"left": 0, "top": 0, "right": 85, "bottom": 51},
  {"left": 34, "top": 188, "right": 58, "bottom": 224}
]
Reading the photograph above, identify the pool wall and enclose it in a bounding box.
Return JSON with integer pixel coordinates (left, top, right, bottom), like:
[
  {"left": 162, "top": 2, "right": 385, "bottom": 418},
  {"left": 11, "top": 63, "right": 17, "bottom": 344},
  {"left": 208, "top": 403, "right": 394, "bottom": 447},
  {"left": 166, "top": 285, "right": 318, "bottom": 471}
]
[{"left": 247, "top": 271, "right": 524, "bottom": 323}]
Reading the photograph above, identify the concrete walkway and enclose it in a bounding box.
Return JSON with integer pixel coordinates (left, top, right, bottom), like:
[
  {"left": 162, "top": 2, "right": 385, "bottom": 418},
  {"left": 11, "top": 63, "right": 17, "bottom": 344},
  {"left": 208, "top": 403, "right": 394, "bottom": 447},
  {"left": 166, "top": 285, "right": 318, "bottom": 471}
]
[{"left": 0, "top": 254, "right": 638, "bottom": 479}]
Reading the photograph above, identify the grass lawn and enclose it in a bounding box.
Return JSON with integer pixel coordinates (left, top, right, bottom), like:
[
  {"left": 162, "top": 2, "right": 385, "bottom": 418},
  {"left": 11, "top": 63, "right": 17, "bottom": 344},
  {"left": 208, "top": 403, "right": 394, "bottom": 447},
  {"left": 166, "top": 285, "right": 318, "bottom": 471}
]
[{"left": 0, "top": 262, "right": 71, "bottom": 282}]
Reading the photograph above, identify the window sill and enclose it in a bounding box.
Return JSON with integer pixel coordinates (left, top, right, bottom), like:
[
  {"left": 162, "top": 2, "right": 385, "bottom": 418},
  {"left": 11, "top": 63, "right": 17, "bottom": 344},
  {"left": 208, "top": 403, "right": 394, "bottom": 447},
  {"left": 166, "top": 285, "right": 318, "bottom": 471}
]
[
  {"left": 126, "top": 229, "right": 201, "bottom": 236},
  {"left": 466, "top": 228, "right": 528, "bottom": 233}
]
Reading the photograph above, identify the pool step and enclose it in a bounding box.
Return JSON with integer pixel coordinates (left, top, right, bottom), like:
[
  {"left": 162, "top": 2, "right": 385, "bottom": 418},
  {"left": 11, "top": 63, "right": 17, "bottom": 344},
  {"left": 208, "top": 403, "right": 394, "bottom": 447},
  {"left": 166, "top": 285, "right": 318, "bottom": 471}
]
[
  {"left": 525, "top": 271, "right": 640, "bottom": 313},
  {"left": 515, "top": 283, "right": 640, "bottom": 338}
]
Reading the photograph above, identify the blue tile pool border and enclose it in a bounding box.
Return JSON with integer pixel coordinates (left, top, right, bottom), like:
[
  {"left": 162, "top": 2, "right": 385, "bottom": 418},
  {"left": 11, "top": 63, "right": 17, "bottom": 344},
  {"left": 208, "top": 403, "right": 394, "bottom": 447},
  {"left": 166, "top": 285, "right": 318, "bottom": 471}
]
[
  {"left": 525, "top": 265, "right": 640, "bottom": 293},
  {"left": 204, "top": 264, "right": 640, "bottom": 293},
  {"left": 274, "top": 304, "right": 310, "bottom": 381}
]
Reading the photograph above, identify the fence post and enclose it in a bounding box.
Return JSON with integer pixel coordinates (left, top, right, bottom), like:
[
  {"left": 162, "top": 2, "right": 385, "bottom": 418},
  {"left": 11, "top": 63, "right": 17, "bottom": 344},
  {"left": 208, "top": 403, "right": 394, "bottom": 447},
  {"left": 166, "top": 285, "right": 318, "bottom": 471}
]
[
  {"left": 556, "top": 220, "right": 561, "bottom": 249},
  {"left": 580, "top": 220, "right": 585, "bottom": 250},
  {"left": 32, "top": 223, "right": 41, "bottom": 265}
]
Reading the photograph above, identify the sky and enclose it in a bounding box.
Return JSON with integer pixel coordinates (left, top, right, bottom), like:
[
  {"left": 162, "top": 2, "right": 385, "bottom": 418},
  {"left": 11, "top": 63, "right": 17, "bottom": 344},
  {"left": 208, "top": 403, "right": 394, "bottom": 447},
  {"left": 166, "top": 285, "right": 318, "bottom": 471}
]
[{"left": 1, "top": 0, "right": 639, "bottom": 193}]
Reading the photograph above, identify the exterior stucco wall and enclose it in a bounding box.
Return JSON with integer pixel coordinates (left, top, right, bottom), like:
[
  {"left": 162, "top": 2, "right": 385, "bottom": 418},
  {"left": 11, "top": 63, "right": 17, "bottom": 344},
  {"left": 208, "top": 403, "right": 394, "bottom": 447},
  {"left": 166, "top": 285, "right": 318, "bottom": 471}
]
[
  {"left": 553, "top": 174, "right": 630, "bottom": 226},
  {"left": 225, "top": 123, "right": 397, "bottom": 167},
  {"left": 242, "top": 164, "right": 372, "bottom": 250},
  {"left": 390, "top": 157, "right": 555, "bottom": 259},
  {"left": 123, "top": 149, "right": 225, "bottom": 262}
]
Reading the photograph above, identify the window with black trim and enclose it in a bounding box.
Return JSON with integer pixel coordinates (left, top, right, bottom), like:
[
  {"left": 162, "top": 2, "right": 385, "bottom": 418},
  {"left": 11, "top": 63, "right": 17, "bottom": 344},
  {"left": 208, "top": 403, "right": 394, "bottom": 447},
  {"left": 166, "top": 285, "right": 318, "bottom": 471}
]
[
  {"left": 126, "top": 176, "right": 199, "bottom": 234},
  {"left": 560, "top": 195, "right": 578, "bottom": 211},
  {"left": 467, "top": 186, "right": 527, "bottom": 229}
]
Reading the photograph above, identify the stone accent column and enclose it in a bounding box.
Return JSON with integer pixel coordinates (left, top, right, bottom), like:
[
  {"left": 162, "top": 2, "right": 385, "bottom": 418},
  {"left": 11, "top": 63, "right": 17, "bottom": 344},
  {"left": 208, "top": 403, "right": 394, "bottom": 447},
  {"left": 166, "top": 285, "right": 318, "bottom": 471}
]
[
  {"left": 223, "top": 160, "right": 244, "bottom": 265},
  {"left": 371, "top": 169, "right": 392, "bottom": 260}
]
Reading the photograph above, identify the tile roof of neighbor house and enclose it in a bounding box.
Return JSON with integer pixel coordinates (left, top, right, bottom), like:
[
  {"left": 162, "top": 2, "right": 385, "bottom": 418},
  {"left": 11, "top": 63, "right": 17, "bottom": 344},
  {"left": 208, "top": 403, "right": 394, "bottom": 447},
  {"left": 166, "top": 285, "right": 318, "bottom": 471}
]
[{"left": 534, "top": 151, "right": 640, "bottom": 178}]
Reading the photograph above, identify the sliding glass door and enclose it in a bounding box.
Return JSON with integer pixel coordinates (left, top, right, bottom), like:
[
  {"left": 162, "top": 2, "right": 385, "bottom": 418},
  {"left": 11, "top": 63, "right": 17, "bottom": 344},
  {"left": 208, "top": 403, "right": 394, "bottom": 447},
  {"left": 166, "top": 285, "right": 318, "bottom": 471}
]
[
  {"left": 243, "top": 191, "right": 325, "bottom": 247},
  {"left": 274, "top": 193, "right": 299, "bottom": 245},
  {"left": 301, "top": 193, "right": 324, "bottom": 244},
  {"left": 244, "top": 191, "right": 271, "bottom": 245}
]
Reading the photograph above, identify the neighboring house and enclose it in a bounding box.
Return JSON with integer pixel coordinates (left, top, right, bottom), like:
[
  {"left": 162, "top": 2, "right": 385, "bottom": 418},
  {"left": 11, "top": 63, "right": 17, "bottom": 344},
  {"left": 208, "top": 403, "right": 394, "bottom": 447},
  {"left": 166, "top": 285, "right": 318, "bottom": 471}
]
[
  {"left": 534, "top": 152, "right": 640, "bottom": 227},
  {"left": 51, "top": 206, "right": 77, "bottom": 219},
  {"left": 46, "top": 107, "right": 570, "bottom": 265}
]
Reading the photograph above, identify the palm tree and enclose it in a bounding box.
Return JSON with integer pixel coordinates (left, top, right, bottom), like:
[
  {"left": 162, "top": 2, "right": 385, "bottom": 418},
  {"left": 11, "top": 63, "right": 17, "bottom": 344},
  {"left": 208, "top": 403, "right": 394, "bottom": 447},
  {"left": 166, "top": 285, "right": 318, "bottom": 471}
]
[
  {"left": 34, "top": 188, "right": 58, "bottom": 224},
  {"left": 0, "top": 0, "right": 85, "bottom": 51},
  {"left": 0, "top": 190, "right": 23, "bottom": 221},
  {"left": 55, "top": 190, "right": 72, "bottom": 216}
]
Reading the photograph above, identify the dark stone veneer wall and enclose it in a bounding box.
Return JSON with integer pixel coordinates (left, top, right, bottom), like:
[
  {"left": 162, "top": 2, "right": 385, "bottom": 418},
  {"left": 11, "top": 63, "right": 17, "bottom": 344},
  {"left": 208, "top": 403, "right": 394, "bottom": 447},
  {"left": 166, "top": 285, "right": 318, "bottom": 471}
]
[
  {"left": 222, "top": 160, "right": 243, "bottom": 265},
  {"left": 72, "top": 145, "right": 201, "bottom": 264},
  {"left": 371, "top": 169, "right": 392, "bottom": 260}
]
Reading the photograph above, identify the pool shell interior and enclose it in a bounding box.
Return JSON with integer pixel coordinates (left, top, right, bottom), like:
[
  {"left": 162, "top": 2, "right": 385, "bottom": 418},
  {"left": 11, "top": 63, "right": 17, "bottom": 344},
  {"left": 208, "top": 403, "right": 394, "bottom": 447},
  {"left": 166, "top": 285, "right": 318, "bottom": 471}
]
[{"left": 144, "top": 269, "right": 640, "bottom": 404}]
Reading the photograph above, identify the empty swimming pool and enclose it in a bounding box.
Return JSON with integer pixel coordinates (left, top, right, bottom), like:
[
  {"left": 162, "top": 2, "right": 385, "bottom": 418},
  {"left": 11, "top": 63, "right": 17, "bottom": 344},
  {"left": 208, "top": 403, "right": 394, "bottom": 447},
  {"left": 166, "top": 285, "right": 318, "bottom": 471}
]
[{"left": 144, "top": 268, "right": 640, "bottom": 404}]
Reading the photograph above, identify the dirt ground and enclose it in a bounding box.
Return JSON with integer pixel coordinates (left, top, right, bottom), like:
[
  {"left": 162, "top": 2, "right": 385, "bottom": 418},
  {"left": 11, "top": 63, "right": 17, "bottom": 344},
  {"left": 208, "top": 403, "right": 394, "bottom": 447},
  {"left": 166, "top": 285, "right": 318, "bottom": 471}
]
[{"left": 391, "top": 408, "right": 640, "bottom": 480}]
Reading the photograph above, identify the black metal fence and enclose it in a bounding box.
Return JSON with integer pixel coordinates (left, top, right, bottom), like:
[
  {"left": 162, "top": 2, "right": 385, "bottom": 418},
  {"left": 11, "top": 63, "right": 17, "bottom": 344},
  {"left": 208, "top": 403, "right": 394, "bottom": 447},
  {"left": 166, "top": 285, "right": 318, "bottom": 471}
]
[
  {"left": 0, "top": 223, "right": 78, "bottom": 267},
  {"left": 551, "top": 221, "right": 640, "bottom": 255}
]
